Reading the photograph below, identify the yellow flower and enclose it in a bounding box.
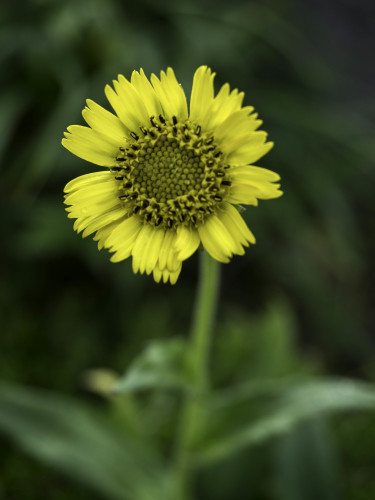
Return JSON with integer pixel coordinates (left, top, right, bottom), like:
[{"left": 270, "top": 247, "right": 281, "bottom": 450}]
[{"left": 62, "top": 66, "right": 282, "bottom": 284}]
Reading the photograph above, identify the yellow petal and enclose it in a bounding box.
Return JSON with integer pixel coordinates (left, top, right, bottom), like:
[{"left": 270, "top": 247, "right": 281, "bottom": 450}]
[
  {"left": 131, "top": 224, "right": 154, "bottom": 273},
  {"left": 105, "top": 83, "right": 141, "bottom": 133},
  {"left": 166, "top": 248, "right": 180, "bottom": 273},
  {"left": 62, "top": 125, "right": 117, "bottom": 166},
  {"left": 64, "top": 181, "right": 119, "bottom": 206},
  {"left": 81, "top": 207, "right": 126, "bottom": 238},
  {"left": 153, "top": 266, "right": 163, "bottom": 283},
  {"left": 65, "top": 125, "right": 116, "bottom": 152},
  {"left": 230, "top": 176, "right": 283, "bottom": 201},
  {"left": 229, "top": 165, "right": 280, "bottom": 182},
  {"left": 225, "top": 184, "right": 259, "bottom": 206},
  {"left": 115, "top": 75, "right": 150, "bottom": 125},
  {"left": 175, "top": 226, "right": 200, "bottom": 261},
  {"left": 104, "top": 216, "right": 143, "bottom": 251},
  {"left": 161, "top": 264, "right": 182, "bottom": 285},
  {"left": 189, "top": 66, "right": 215, "bottom": 123},
  {"left": 143, "top": 228, "right": 165, "bottom": 274},
  {"left": 151, "top": 68, "right": 188, "bottom": 120},
  {"left": 168, "top": 265, "right": 182, "bottom": 285},
  {"left": 131, "top": 69, "right": 163, "bottom": 118},
  {"left": 64, "top": 171, "right": 115, "bottom": 193},
  {"left": 214, "top": 109, "right": 262, "bottom": 145},
  {"left": 219, "top": 203, "right": 256, "bottom": 246},
  {"left": 197, "top": 215, "right": 239, "bottom": 263},
  {"left": 108, "top": 217, "right": 143, "bottom": 262},
  {"left": 158, "top": 230, "right": 177, "bottom": 270},
  {"left": 82, "top": 99, "right": 128, "bottom": 144},
  {"left": 202, "top": 85, "right": 245, "bottom": 131},
  {"left": 94, "top": 220, "right": 123, "bottom": 250},
  {"left": 228, "top": 141, "right": 274, "bottom": 164},
  {"left": 64, "top": 173, "right": 121, "bottom": 233}
]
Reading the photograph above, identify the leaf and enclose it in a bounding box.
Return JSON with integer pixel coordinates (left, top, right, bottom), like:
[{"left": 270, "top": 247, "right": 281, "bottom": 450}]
[
  {"left": 0, "top": 382, "right": 172, "bottom": 500},
  {"left": 275, "top": 419, "right": 340, "bottom": 500},
  {"left": 192, "top": 378, "right": 375, "bottom": 465},
  {"left": 245, "top": 299, "right": 300, "bottom": 378},
  {"left": 114, "top": 338, "right": 193, "bottom": 394}
]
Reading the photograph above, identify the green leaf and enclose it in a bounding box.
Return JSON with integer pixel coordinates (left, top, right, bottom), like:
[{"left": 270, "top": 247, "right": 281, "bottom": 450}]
[
  {"left": 0, "top": 382, "right": 172, "bottom": 500},
  {"left": 192, "top": 379, "right": 375, "bottom": 465},
  {"left": 275, "top": 419, "right": 340, "bottom": 500},
  {"left": 114, "top": 338, "right": 193, "bottom": 393}
]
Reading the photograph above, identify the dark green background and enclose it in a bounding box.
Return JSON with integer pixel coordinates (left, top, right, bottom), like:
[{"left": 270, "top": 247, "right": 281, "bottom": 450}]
[{"left": 1, "top": 0, "right": 374, "bottom": 498}]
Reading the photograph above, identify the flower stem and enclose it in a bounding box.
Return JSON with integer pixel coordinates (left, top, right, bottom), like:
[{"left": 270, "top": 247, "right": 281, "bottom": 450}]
[
  {"left": 175, "top": 250, "right": 220, "bottom": 499},
  {"left": 190, "top": 250, "right": 220, "bottom": 392}
]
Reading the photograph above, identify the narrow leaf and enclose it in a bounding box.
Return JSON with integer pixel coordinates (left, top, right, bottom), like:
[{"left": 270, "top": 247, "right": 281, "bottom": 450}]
[
  {"left": 0, "top": 383, "right": 171, "bottom": 500},
  {"left": 193, "top": 379, "right": 375, "bottom": 465},
  {"left": 114, "top": 338, "right": 193, "bottom": 393}
]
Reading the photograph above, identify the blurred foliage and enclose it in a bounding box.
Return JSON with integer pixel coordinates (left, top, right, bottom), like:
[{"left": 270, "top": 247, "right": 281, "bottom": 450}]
[{"left": 1, "top": 0, "right": 375, "bottom": 498}]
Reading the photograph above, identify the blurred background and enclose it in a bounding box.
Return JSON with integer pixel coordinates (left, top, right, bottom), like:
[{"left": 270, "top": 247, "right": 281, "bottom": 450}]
[{"left": 1, "top": 0, "right": 375, "bottom": 498}]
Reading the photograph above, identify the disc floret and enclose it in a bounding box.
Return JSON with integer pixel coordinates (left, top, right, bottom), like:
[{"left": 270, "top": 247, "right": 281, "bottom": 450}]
[{"left": 111, "top": 115, "right": 231, "bottom": 229}]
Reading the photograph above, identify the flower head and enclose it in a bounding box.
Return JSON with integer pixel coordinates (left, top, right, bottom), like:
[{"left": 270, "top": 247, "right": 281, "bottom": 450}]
[{"left": 62, "top": 66, "right": 282, "bottom": 284}]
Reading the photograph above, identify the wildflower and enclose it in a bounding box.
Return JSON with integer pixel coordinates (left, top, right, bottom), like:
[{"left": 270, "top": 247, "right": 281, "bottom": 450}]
[{"left": 62, "top": 66, "right": 282, "bottom": 284}]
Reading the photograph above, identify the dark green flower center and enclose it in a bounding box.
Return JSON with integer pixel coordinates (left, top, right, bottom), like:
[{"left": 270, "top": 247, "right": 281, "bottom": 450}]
[
  {"left": 133, "top": 136, "right": 205, "bottom": 202},
  {"left": 111, "top": 115, "right": 231, "bottom": 229}
]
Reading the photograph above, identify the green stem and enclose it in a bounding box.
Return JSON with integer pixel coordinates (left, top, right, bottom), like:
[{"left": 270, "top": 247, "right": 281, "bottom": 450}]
[
  {"left": 175, "top": 250, "right": 221, "bottom": 499},
  {"left": 190, "top": 250, "right": 220, "bottom": 392}
]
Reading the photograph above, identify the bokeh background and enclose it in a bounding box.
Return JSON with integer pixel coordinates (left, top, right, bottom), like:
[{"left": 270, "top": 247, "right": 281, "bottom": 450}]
[{"left": 1, "top": 0, "right": 375, "bottom": 498}]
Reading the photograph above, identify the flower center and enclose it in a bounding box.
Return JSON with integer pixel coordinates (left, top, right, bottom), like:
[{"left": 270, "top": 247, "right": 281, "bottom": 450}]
[{"left": 111, "top": 115, "right": 231, "bottom": 229}]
